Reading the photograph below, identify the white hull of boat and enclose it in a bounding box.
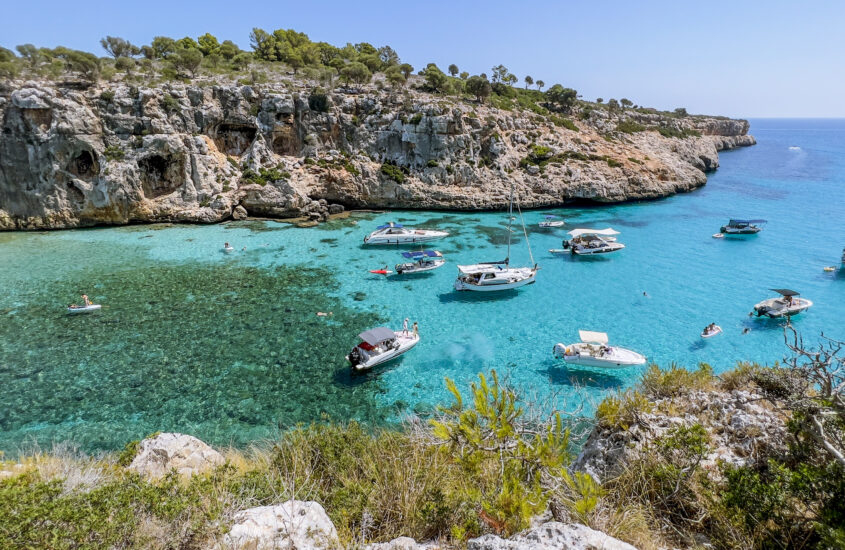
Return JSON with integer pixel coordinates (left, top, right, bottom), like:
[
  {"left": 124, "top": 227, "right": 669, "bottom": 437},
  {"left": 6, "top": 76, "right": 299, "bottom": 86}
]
[
  {"left": 223, "top": 247, "right": 235, "bottom": 254},
  {"left": 394, "top": 258, "right": 445, "bottom": 274},
  {"left": 570, "top": 243, "right": 625, "bottom": 255},
  {"left": 347, "top": 332, "right": 419, "bottom": 371},
  {"left": 539, "top": 221, "right": 565, "bottom": 228},
  {"left": 454, "top": 267, "right": 536, "bottom": 292},
  {"left": 753, "top": 297, "right": 813, "bottom": 318},
  {"left": 68, "top": 304, "right": 101, "bottom": 314},
  {"left": 364, "top": 231, "right": 448, "bottom": 245},
  {"left": 553, "top": 342, "right": 646, "bottom": 368}
]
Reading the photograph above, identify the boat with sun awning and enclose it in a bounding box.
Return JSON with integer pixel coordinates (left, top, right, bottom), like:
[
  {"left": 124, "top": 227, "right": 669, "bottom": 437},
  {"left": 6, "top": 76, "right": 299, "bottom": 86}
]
[
  {"left": 346, "top": 326, "right": 419, "bottom": 372},
  {"left": 560, "top": 228, "right": 624, "bottom": 255},
  {"left": 394, "top": 250, "right": 445, "bottom": 274},
  {"left": 753, "top": 289, "right": 812, "bottom": 318},
  {"left": 553, "top": 330, "right": 646, "bottom": 368},
  {"left": 539, "top": 215, "right": 566, "bottom": 228},
  {"left": 719, "top": 218, "right": 766, "bottom": 236}
]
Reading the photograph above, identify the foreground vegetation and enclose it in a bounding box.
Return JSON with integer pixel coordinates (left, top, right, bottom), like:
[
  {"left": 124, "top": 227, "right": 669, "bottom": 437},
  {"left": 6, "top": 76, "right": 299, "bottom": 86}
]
[{"left": 2, "top": 330, "right": 841, "bottom": 549}]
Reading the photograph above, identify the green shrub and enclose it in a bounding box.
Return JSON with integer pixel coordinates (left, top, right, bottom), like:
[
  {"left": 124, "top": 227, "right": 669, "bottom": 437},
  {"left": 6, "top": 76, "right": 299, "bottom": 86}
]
[
  {"left": 549, "top": 115, "right": 578, "bottom": 131},
  {"left": 426, "top": 159, "right": 438, "bottom": 168},
  {"left": 99, "top": 90, "right": 115, "bottom": 103},
  {"left": 409, "top": 113, "right": 423, "bottom": 125},
  {"left": 595, "top": 390, "right": 653, "bottom": 430},
  {"left": 640, "top": 363, "right": 714, "bottom": 398},
  {"left": 606, "top": 158, "right": 622, "bottom": 168},
  {"left": 160, "top": 93, "right": 179, "bottom": 114},
  {"left": 103, "top": 145, "right": 125, "bottom": 161},
  {"left": 380, "top": 161, "right": 406, "bottom": 183},
  {"left": 616, "top": 120, "right": 646, "bottom": 133}
]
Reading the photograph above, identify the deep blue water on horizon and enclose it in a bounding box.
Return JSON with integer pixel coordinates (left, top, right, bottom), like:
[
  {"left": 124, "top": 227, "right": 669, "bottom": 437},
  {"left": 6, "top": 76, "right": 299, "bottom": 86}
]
[{"left": 1, "top": 118, "right": 843, "bottom": 454}]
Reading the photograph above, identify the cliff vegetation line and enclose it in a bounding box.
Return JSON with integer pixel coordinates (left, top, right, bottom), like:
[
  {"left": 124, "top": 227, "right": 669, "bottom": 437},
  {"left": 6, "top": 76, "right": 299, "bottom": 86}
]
[
  {"left": 1, "top": 331, "right": 842, "bottom": 549},
  {"left": 0, "top": 29, "right": 754, "bottom": 230}
]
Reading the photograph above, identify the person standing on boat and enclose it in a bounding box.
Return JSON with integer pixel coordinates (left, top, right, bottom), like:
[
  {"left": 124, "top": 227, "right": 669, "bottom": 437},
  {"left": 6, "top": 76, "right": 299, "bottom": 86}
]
[
  {"left": 402, "top": 317, "right": 409, "bottom": 336},
  {"left": 82, "top": 294, "right": 91, "bottom": 306},
  {"left": 413, "top": 321, "right": 419, "bottom": 337}
]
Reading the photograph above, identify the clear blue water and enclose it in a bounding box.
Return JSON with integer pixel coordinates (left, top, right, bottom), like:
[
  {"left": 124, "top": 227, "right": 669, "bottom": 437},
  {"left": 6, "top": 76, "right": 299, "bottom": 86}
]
[{"left": 1, "top": 119, "right": 843, "bottom": 454}]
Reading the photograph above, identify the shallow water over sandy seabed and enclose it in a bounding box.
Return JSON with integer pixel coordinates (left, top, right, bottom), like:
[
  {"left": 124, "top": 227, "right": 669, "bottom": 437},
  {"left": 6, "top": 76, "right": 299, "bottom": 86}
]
[{"left": 1, "top": 119, "right": 843, "bottom": 454}]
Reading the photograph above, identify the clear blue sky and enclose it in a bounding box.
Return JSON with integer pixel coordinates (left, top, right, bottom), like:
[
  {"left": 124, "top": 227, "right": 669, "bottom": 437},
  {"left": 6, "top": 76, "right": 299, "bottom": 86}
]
[{"left": 3, "top": 0, "right": 844, "bottom": 117}]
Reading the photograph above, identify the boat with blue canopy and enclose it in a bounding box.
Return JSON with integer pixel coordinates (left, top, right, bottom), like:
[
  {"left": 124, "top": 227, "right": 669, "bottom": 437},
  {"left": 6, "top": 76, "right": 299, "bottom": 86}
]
[
  {"left": 719, "top": 218, "right": 767, "bottom": 236},
  {"left": 539, "top": 215, "right": 566, "bottom": 228},
  {"left": 394, "top": 250, "right": 445, "bottom": 274},
  {"left": 363, "top": 222, "right": 449, "bottom": 245}
]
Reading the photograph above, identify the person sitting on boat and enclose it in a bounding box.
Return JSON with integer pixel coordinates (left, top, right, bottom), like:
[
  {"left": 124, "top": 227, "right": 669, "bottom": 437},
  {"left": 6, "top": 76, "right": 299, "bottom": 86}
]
[{"left": 224, "top": 242, "right": 230, "bottom": 248}]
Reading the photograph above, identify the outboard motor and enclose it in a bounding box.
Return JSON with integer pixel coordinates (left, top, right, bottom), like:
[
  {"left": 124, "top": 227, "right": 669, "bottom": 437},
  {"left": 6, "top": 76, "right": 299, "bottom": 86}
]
[
  {"left": 552, "top": 343, "right": 567, "bottom": 358},
  {"left": 348, "top": 347, "right": 362, "bottom": 367}
]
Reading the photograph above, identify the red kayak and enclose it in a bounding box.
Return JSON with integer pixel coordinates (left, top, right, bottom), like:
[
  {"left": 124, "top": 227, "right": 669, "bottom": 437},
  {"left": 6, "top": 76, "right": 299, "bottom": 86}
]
[{"left": 369, "top": 269, "right": 393, "bottom": 275}]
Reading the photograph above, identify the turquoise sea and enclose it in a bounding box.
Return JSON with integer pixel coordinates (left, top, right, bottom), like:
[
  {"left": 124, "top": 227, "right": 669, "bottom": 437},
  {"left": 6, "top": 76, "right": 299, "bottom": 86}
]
[{"left": 1, "top": 119, "right": 843, "bottom": 454}]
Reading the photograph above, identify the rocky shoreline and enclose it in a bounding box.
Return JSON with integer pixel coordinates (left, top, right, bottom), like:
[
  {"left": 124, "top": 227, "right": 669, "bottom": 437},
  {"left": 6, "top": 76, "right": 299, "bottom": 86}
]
[{"left": 0, "top": 78, "right": 754, "bottom": 231}]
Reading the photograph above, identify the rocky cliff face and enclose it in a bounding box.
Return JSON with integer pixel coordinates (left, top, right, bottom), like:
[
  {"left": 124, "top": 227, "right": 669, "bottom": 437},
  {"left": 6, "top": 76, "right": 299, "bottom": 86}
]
[{"left": 0, "top": 78, "right": 755, "bottom": 230}]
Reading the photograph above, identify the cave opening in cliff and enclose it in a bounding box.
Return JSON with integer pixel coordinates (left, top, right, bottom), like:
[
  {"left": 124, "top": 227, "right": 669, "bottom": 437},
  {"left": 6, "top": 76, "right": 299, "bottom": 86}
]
[
  {"left": 68, "top": 150, "right": 98, "bottom": 179},
  {"left": 211, "top": 123, "right": 257, "bottom": 156},
  {"left": 138, "top": 153, "right": 185, "bottom": 198}
]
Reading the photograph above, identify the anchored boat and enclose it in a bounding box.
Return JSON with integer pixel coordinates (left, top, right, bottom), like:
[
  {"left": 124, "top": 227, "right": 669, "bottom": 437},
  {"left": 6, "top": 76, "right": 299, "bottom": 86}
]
[
  {"left": 539, "top": 215, "right": 565, "bottom": 228},
  {"left": 455, "top": 186, "right": 537, "bottom": 292},
  {"left": 720, "top": 219, "right": 766, "bottom": 236},
  {"left": 753, "top": 289, "right": 813, "bottom": 318},
  {"left": 394, "top": 250, "right": 445, "bottom": 275},
  {"left": 560, "top": 228, "right": 624, "bottom": 255},
  {"left": 363, "top": 222, "right": 449, "bottom": 245},
  {"left": 346, "top": 326, "right": 419, "bottom": 372},
  {"left": 553, "top": 330, "right": 646, "bottom": 368}
]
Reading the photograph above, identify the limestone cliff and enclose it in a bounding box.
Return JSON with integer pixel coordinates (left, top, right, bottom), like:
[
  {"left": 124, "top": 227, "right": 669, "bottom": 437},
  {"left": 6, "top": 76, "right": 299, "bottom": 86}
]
[{"left": 0, "top": 78, "right": 755, "bottom": 230}]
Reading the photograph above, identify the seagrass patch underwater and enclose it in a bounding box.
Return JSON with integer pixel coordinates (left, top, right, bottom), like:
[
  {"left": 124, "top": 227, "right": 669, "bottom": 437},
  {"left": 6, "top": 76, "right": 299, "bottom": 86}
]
[{"left": 0, "top": 252, "right": 386, "bottom": 454}]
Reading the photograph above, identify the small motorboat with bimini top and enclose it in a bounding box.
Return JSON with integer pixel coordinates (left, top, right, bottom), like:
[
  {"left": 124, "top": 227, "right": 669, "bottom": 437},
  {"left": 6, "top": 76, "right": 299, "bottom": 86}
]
[
  {"left": 553, "top": 330, "right": 646, "bottom": 368},
  {"left": 720, "top": 219, "right": 766, "bottom": 236},
  {"left": 363, "top": 222, "right": 449, "bottom": 245},
  {"left": 346, "top": 326, "right": 419, "bottom": 372},
  {"left": 560, "top": 228, "right": 624, "bottom": 255},
  {"left": 539, "top": 215, "right": 565, "bottom": 228},
  {"left": 753, "top": 289, "right": 813, "bottom": 318},
  {"left": 394, "top": 250, "right": 445, "bottom": 274},
  {"left": 455, "top": 185, "right": 538, "bottom": 292}
]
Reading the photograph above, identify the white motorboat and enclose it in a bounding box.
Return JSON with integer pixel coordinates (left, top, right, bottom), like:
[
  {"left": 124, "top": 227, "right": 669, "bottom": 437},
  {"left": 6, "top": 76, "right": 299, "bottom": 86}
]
[
  {"left": 363, "top": 222, "right": 449, "bottom": 245},
  {"left": 753, "top": 289, "right": 813, "bottom": 318},
  {"left": 346, "top": 326, "right": 419, "bottom": 372},
  {"left": 67, "top": 304, "right": 102, "bottom": 314},
  {"left": 562, "top": 228, "right": 625, "bottom": 255},
  {"left": 394, "top": 250, "right": 445, "bottom": 274},
  {"left": 539, "top": 215, "right": 565, "bottom": 228},
  {"left": 720, "top": 218, "right": 766, "bottom": 236},
  {"left": 553, "top": 330, "right": 646, "bottom": 368},
  {"left": 455, "top": 185, "right": 538, "bottom": 292}
]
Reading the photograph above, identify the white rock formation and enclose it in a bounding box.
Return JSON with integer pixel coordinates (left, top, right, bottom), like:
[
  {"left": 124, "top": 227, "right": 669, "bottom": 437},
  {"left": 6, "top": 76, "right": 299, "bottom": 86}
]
[
  {"left": 127, "top": 432, "right": 224, "bottom": 480},
  {"left": 222, "top": 501, "right": 339, "bottom": 550},
  {"left": 467, "top": 522, "right": 637, "bottom": 550}
]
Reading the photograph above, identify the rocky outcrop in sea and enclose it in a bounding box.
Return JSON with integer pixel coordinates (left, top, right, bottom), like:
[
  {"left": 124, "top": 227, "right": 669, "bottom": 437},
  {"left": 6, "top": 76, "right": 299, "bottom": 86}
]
[{"left": 0, "top": 77, "right": 754, "bottom": 230}]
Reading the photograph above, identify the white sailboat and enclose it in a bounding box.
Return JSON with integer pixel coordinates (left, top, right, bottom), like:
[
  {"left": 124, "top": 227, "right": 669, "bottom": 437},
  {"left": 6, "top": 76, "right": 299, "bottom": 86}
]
[{"left": 454, "top": 186, "right": 538, "bottom": 292}]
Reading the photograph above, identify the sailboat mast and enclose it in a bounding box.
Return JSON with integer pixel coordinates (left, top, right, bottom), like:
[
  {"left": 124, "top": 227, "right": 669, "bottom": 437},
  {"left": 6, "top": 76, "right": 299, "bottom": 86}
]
[{"left": 506, "top": 184, "right": 513, "bottom": 265}]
